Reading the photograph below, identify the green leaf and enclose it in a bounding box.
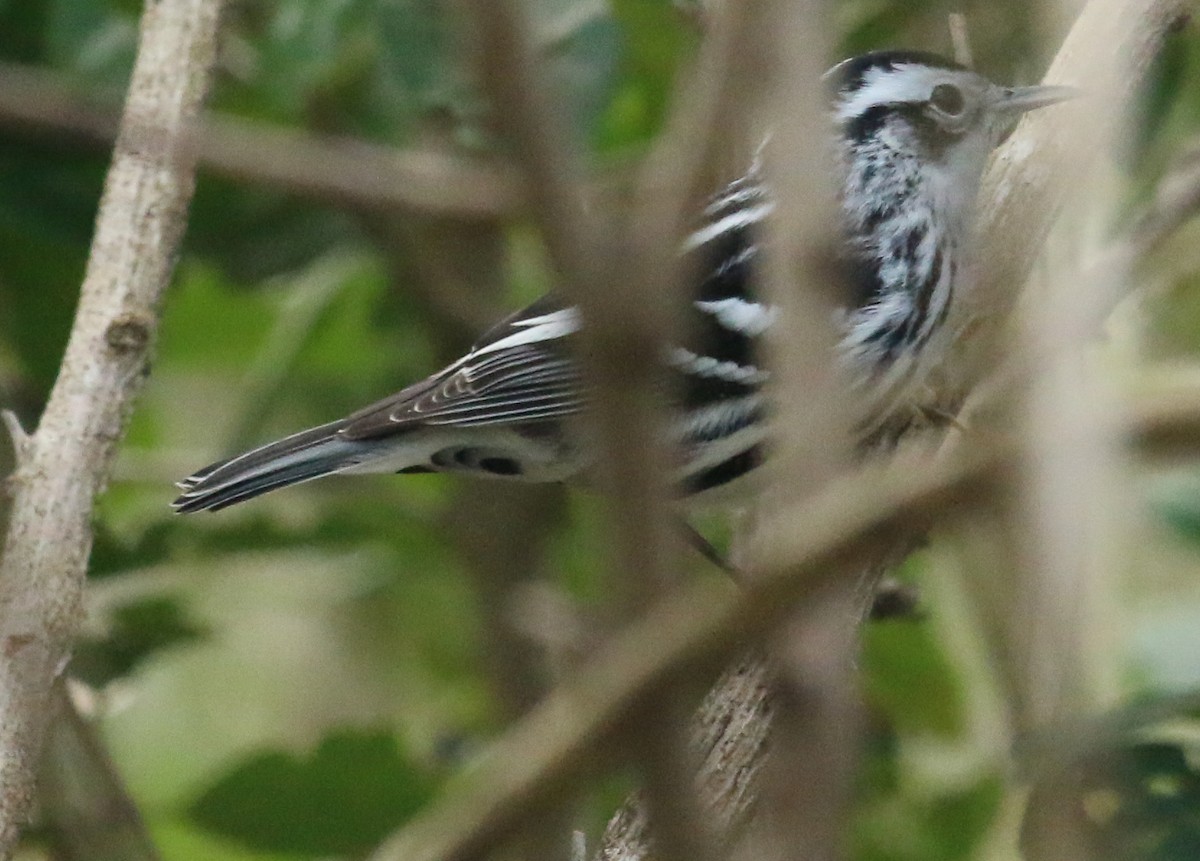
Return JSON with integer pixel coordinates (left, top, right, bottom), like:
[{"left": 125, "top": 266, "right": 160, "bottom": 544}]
[
  {"left": 0, "top": 0, "right": 50, "bottom": 62},
  {"left": 852, "top": 774, "right": 1002, "bottom": 861},
  {"left": 598, "top": 0, "right": 695, "bottom": 151},
  {"left": 189, "top": 730, "right": 437, "bottom": 857},
  {"left": 861, "top": 617, "right": 966, "bottom": 739},
  {"left": 45, "top": 0, "right": 137, "bottom": 81},
  {"left": 1151, "top": 471, "right": 1200, "bottom": 544},
  {"left": 72, "top": 594, "right": 209, "bottom": 686}
]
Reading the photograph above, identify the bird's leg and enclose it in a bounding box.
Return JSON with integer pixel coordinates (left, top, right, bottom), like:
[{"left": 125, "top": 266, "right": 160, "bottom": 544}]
[
  {"left": 867, "top": 577, "right": 923, "bottom": 620},
  {"left": 682, "top": 519, "right": 923, "bottom": 621},
  {"left": 679, "top": 519, "right": 742, "bottom": 579},
  {"left": 917, "top": 404, "right": 969, "bottom": 434}
]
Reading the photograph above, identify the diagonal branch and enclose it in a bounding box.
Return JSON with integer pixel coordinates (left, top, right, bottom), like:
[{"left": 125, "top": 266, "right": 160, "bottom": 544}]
[
  {"left": 363, "top": 370, "right": 1200, "bottom": 861},
  {"left": 366, "top": 439, "right": 1004, "bottom": 861},
  {"left": 0, "top": 0, "right": 223, "bottom": 854}
]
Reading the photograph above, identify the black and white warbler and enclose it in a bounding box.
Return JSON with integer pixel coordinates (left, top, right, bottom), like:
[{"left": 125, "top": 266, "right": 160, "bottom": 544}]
[{"left": 173, "top": 51, "right": 1073, "bottom": 514}]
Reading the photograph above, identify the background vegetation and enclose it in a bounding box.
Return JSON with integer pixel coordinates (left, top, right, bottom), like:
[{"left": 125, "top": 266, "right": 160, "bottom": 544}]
[{"left": 2, "top": 0, "right": 1200, "bottom": 859}]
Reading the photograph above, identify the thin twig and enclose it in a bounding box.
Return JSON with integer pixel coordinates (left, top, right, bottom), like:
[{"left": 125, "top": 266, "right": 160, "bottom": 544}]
[
  {"left": 949, "top": 13, "right": 975, "bottom": 67},
  {"left": 1, "top": 411, "right": 31, "bottom": 468},
  {"left": 1129, "top": 140, "right": 1200, "bottom": 255},
  {"left": 0, "top": 1, "right": 222, "bottom": 852}
]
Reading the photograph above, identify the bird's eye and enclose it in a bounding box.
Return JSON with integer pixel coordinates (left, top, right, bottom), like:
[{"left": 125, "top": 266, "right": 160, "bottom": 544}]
[{"left": 930, "top": 84, "right": 966, "bottom": 116}]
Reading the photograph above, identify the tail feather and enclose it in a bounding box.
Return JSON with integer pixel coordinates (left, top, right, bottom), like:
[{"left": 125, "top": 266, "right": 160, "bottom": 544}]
[{"left": 173, "top": 420, "right": 369, "bottom": 513}]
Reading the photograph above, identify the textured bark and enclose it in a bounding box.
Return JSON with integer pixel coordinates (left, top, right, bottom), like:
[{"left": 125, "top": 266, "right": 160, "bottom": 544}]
[
  {"left": 597, "top": 658, "right": 773, "bottom": 861},
  {"left": 0, "top": 1, "right": 222, "bottom": 855}
]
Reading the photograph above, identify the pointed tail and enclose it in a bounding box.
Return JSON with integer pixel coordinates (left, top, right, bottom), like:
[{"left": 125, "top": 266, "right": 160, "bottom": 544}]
[{"left": 172, "top": 420, "right": 372, "bottom": 513}]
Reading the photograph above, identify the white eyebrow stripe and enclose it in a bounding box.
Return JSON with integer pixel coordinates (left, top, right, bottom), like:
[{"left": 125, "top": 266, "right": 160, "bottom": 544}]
[
  {"left": 682, "top": 202, "right": 775, "bottom": 251},
  {"left": 694, "top": 298, "right": 778, "bottom": 337},
  {"left": 836, "top": 64, "right": 943, "bottom": 121}
]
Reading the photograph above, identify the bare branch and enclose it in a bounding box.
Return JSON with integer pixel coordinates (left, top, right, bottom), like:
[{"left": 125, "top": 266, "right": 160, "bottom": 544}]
[
  {"left": 956, "top": 0, "right": 1191, "bottom": 392},
  {"left": 1, "top": 411, "right": 31, "bottom": 468},
  {"left": 948, "top": 13, "right": 975, "bottom": 67},
  {"left": 38, "top": 685, "right": 161, "bottom": 861},
  {"left": 0, "top": 60, "right": 522, "bottom": 219},
  {"left": 1127, "top": 379, "right": 1200, "bottom": 459},
  {"left": 0, "top": 0, "right": 222, "bottom": 852}
]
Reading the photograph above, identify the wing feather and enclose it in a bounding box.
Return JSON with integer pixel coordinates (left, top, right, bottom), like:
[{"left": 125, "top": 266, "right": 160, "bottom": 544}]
[
  {"left": 339, "top": 295, "right": 582, "bottom": 439},
  {"left": 338, "top": 169, "right": 774, "bottom": 441}
]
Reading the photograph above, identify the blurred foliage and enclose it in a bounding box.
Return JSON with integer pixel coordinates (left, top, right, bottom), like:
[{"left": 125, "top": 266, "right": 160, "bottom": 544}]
[
  {"left": 189, "top": 730, "right": 437, "bottom": 856},
  {"left": 72, "top": 594, "right": 210, "bottom": 687},
  {"left": 1, "top": 0, "right": 1200, "bottom": 859}
]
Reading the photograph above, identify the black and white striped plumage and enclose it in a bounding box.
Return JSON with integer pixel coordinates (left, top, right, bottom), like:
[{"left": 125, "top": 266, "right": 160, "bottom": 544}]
[{"left": 173, "top": 51, "right": 1072, "bottom": 514}]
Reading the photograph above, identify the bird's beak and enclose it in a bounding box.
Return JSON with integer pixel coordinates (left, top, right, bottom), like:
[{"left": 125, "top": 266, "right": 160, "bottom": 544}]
[{"left": 995, "top": 84, "right": 1081, "bottom": 116}]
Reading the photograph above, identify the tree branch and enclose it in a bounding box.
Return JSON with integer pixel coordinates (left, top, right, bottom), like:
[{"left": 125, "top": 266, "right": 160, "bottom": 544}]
[
  {"left": 0, "top": 1, "right": 222, "bottom": 853},
  {"left": 38, "top": 685, "right": 161, "bottom": 861},
  {"left": 363, "top": 369, "right": 1200, "bottom": 861},
  {"left": 956, "top": 0, "right": 1191, "bottom": 392},
  {"left": 0, "top": 60, "right": 522, "bottom": 220},
  {"left": 366, "top": 436, "right": 1003, "bottom": 861}
]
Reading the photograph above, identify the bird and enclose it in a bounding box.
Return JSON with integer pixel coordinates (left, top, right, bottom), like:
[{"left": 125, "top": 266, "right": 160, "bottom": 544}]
[{"left": 173, "top": 50, "right": 1074, "bottom": 514}]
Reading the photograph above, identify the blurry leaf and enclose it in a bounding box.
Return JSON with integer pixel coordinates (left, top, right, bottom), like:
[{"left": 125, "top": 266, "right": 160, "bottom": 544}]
[
  {"left": 598, "top": 0, "right": 693, "bottom": 151},
  {"left": 861, "top": 617, "right": 966, "bottom": 738},
  {"left": 72, "top": 595, "right": 208, "bottom": 686},
  {"left": 923, "top": 777, "right": 1003, "bottom": 860},
  {"left": 545, "top": 13, "right": 623, "bottom": 148},
  {"left": 151, "top": 818, "right": 300, "bottom": 861},
  {"left": 45, "top": 0, "right": 137, "bottom": 82},
  {"left": 1150, "top": 471, "right": 1200, "bottom": 544},
  {"left": 184, "top": 175, "right": 362, "bottom": 284},
  {"left": 1127, "top": 25, "right": 1193, "bottom": 172},
  {"left": 0, "top": 137, "right": 104, "bottom": 392},
  {"left": 157, "top": 263, "right": 278, "bottom": 371},
  {"left": 852, "top": 773, "right": 1002, "bottom": 861},
  {"left": 190, "top": 730, "right": 436, "bottom": 857},
  {"left": 0, "top": 0, "right": 49, "bottom": 62},
  {"left": 90, "top": 521, "right": 175, "bottom": 579},
  {"left": 1021, "top": 698, "right": 1200, "bottom": 861},
  {"left": 839, "top": 3, "right": 916, "bottom": 57}
]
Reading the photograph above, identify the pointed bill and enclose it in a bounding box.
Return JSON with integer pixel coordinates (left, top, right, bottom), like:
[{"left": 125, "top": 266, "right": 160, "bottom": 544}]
[{"left": 995, "top": 84, "right": 1081, "bottom": 116}]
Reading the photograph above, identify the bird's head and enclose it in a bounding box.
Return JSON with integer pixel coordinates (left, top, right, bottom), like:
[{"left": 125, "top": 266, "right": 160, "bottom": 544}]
[{"left": 827, "top": 50, "right": 1075, "bottom": 186}]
